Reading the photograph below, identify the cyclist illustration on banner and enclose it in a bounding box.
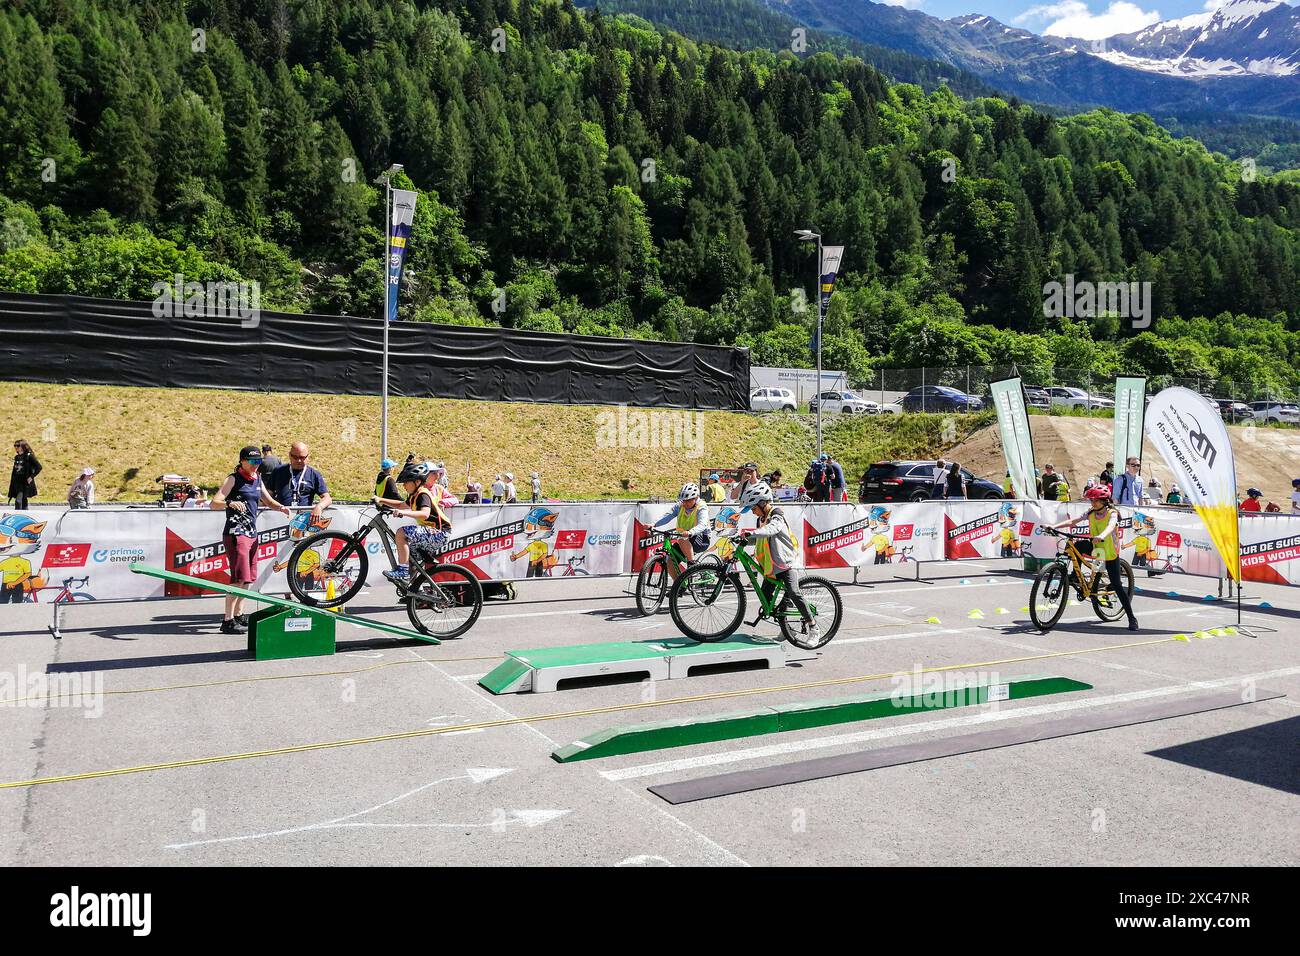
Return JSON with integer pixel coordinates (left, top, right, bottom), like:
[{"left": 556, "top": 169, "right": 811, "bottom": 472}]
[
  {"left": 998, "top": 503, "right": 1022, "bottom": 557},
  {"left": 510, "top": 506, "right": 558, "bottom": 578},
  {"left": 0, "top": 514, "right": 48, "bottom": 604},
  {"left": 860, "top": 506, "right": 893, "bottom": 564},
  {"left": 1125, "top": 512, "right": 1158, "bottom": 568},
  {"left": 710, "top": 505, "right": 743, "bottom": 561},
  {"left": 271, "top": 511, "right": 333, "bottom": 574}
]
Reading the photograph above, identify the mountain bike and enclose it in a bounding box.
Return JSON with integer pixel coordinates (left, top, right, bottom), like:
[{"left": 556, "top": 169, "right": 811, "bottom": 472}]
[
  {"left": 634, "top": 529, "right": 722, "bottom": 616},
  {"left": 667, "top": 531, "right": 842, "bottom": 649},
  {"left": 1030, "top": 527, "right": 1134, "bottom": 632},
  {"left": 285, "top": 502, "right": 482, "bottom": 639}
]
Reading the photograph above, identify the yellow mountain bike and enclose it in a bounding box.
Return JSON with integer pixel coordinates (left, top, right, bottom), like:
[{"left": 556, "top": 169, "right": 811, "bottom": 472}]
[{"left": 1031, "top": 527, "right": 1134, "bottom": 632}]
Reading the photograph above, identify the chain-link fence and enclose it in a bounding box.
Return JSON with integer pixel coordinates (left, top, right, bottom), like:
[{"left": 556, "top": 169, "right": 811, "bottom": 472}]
[{"left": 847, "top": 367, "right": 1300, "bottom": 416}]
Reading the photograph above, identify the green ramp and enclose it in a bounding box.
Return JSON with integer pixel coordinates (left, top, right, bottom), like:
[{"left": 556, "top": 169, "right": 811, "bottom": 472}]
[
  {"left": 129, "top": 563, "right": 440, "bottom": 647},
  {"left": 551, "top": 675, "right": 1091, "bottom": 762},
  {"left": 480, "top": 634, "right": 815, "bottom": 695}
]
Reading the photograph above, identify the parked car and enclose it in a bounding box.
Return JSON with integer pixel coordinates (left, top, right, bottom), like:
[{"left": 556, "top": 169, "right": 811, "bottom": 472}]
[
  {"left": 750, "top": 387, "right": 797, "bottom": 413},
  {"left": 899, "top": 386, "right": 984, "bottom": 413},
  {"left": 1045, "top": 386, "right": 1110, "bottom": 410},
  {"left": 808, "top": 390, "right": 878, "bottom": 415},
  {"left": 880, "top": 401, "right": 904, "bottom": 415},
  {"left": 1248, "top": 401, "right": 1300, "bottom": 424},
  {"left": 859, "top": 461, "right": 1005, "bottom": 502},
  {"left": 1023, "top": 387, "right": 1051, "bottom": 410},
  {"left": 1214, "top": 399, "right": 1253, "bottom": 423}
]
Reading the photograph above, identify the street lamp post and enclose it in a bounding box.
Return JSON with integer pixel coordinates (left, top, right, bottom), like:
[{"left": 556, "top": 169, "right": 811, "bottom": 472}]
[
  {"left": 376, "top": 163, "right": 404, "bottom": 460},
  {"left": 795, "top": 228, "right": 823, "bottom": 457}
]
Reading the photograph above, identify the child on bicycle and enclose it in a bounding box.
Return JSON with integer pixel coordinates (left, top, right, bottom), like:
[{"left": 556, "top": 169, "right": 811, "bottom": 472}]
[
  {"left": 1051, "top": 483, "right": 1138, "bottom": 631},
  {"left": 653, "top": 483, "right": 712, "bottom": 579},
  {"left": 737, "top": 481, "right": 819, "bottom": 644},
  {"left": 374, "top": 461, "right": 452, "bottom": 583}
]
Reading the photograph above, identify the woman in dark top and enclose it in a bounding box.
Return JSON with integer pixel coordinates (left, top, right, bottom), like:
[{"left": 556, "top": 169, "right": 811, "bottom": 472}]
[
  {"left": 945, "top": 462, "right": 966, "bottom": 500},
  {"left": 212, "top": 445, "right": 290, "bottom": 634},
  {"left": 8, "top": 439, "right": 41, "bottom": 509}
]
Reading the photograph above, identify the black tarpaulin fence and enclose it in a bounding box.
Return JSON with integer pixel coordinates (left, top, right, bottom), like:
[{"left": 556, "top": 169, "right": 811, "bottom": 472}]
[{"left": 0, "top": 292, "right": 749, "bottom": 410}]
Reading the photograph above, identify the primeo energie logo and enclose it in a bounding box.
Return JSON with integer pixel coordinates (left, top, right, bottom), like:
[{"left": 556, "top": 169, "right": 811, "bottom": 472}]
[{"left": 50, "top": 887, "right": 151, "bottom": 936}]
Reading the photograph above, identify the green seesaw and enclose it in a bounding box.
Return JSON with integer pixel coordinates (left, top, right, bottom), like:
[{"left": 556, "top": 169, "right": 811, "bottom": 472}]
[{"left": 129, "top": 563, "right": 440, "bottom": 659}]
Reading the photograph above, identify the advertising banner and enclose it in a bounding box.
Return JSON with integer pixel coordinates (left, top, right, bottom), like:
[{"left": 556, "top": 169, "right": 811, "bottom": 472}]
[
  {"left": 989, "top": 377, "right": 1037, "bottom": 500},
  {"left": 386, "top": 188, "right": 418, "bottom": 322},
  {"left": 1144, "top": 387, "right": 1240, "bottom": 580}
]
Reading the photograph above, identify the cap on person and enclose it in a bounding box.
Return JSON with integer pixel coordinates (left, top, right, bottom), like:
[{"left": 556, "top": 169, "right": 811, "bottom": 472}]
[
  {"left": 381, "top": 457, "right": 396, "bottom": 470},
  {"left": 505, "top": 472, "right": 514, "bottom": 480},
  {"left": 710, "top": 473, "right": 720, "bottom": 481},
  {"left": 239, "top": 445, "right": 261, "bottom": 461},
  {"left": 1247, "top": 488, "right": 1262, "bottom": 497},
  {"left": 81, "top": 467, "right": 95, "bottom": 477},
  {"left": 261, "top": 444, "right": 272, "bottom": 453}
]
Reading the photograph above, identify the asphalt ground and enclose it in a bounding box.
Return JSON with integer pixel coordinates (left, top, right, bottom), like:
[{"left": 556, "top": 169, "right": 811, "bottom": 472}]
[{"left": 1, "top": 560, "right": 1296, "bottom": 867}]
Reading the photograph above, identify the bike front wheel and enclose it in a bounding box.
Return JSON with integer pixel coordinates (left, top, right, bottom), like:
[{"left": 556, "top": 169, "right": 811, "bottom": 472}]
[
  {"left": 1029, "top": 563, "right": 1070, "bottom": 632},
  {"left": 778, "top": 575, "right": 842, "bottom": 649},
  {"left": 287, "top": 531, "right": 368, "bottom": 607},
  {"left": 406, "top": 564, "right": 483, "bottom": 639},
  {"left": 669, "top": 564, "right": 746, "bottom": 642},
  {"left": 635, "top": 556, "right": 668, "bottom": 616}
]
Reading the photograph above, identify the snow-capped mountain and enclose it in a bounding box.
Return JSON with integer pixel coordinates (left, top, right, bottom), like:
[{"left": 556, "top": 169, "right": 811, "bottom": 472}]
[{"left": 1097, "top": 0, "right": 1300, "bottom": 77}]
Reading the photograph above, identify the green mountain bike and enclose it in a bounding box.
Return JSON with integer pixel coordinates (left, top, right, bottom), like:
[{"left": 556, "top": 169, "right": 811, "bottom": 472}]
[
  {"left": 667, "top": 531, "right": 842, "bottom": 649},
  {"left": 635, "top": 528, "right": 722, "bottom": 616}
]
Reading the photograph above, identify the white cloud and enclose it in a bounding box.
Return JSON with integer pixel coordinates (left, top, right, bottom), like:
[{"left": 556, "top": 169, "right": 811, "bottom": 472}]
[
  {"left": 1015, "top": 1, "right": 1162, "bottom": 39},
  {"left": 878, "top": 0, "right": 924, "bottom": 8}
]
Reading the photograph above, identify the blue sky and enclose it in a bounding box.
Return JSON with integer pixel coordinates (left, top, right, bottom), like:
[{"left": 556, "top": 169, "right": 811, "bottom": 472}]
[{"left": 885, "top": 0, "right": 1289, "bottom": 39}]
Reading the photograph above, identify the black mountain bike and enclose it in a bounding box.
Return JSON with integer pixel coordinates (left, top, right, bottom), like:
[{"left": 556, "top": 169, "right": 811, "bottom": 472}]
[{"left": 285, "top": 502, "right": 482, "bottom": 639}]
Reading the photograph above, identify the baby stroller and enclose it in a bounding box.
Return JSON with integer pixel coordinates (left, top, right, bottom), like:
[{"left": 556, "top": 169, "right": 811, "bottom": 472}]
[{"left": 155, "top": 474, "right": 193, "bottom": 506}]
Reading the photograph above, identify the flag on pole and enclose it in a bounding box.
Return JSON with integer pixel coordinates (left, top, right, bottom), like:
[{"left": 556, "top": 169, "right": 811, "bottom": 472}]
[
  {"left": 989, "top": 377, "right": 1037, "bottom": 500},
  {"left": 386, "top": 189, "right": 418, "bottom": 322},
  {"left": 1113, "top": 376, "right": 1147, "bottom": 473},
  {"left": 819, "top": 245, "right": 845, "bottom": 314}
]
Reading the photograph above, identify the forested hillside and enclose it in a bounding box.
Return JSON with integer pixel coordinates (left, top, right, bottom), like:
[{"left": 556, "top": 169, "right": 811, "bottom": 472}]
[{"left": 3, "top": 0, "right": 1300, "bottom": 396}]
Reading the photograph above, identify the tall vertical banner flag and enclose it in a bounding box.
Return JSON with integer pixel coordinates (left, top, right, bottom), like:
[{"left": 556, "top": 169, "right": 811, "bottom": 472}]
[
  {"left": 1144, "top": 387, "right": 1239, "bottom": 580},
  {"left": 1113, "top": 376, "right": 1147, "bottom": 473},
  {"left": 989, "top": 378, "right": 1037, "bottom": 500},
  {"left": 386, "top": 189, "right": 418, "bottom": 322},
  {"left": 819, "top": 246, "right": 845, "bottom": 314}
]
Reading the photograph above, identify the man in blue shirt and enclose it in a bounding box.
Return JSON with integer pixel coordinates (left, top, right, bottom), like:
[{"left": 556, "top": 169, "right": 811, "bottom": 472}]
[
  {"left": 1111, "top": 457, "right": 1143, "bottom": 507},
  {"left": 269, "top": 441, "right": 332, "bottom": 519}
]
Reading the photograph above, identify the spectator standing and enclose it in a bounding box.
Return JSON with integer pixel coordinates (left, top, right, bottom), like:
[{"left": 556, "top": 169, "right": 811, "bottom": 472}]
[
  {"left": 1112, "top": 458, "right": 1143, "bottom": 507},
  {"left": 375, "top": 458, "right": 400, "bottom": 501},
  {"left": 530, "top": 471, "right": 542, "bottom": 503},
  {"left": 824, "top": 454, "right": 847, "bottom": 502},
  {"left": 464, "top": 481, "right": 482, "bottom": 504},
  {"left": 704, "top": 473, "right": 727, "bottom": 502},
  {"left": 1002, "top": 472, "right": 1013, "bottom": 498},
  {"left": 258, "top": 444, "right": 282, "bottom": 483},
  {"left": 1166, "top": 484, "right": 1183, "bottom": 505},
  {"left": 729, "top": 462, "right": 761, "bottom": 503},
  {"left": 67, "top": 468, "right": 95, "bottom": 509},
  {"left": 932, "top": 459, "right": 947, "bottom": 500},
  {"left": 945, "top": 462, "right": 966, "bottom": 500},
  {"left": 1099, "top": 462, "right": 1114, "bottom": 486},
  {"left": 802, "top": 459, "right": 828, "bottom": 502},
  {"left": 8, "top": 439, "right": 41, "bottom": 509},
  {"left": 1241, "top": 488, "right": 1264, "bottom": 513},
  {"left": 213, "top": 446, "right": 290, "bottom": 634},
  {"left": 504, "top": 472, "right": 518, "bottom": 503},
  {"left": 1039, "top": 464, "right": 1060, "bottom": 502},
  {"left": 1146, "top": 476, "right": 1164, "bottom": 503},
  {"left": 268, "top": 441, "right": 333, "bottom": 521},
  {"left": 491, "top": 474, "right": 506, "bottom": 503}
]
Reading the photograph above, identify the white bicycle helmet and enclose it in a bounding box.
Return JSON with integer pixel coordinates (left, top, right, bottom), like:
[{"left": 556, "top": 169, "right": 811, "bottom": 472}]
[
  {"left": 740, "top": 481, "right": 773, "bottom": 508},
  {"left": 679, "top": 482, "right": 700, "bottom": 501}
]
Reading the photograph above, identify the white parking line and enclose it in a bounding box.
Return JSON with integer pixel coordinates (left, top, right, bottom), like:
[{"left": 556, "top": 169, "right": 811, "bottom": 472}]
[{"left": 598, "top": 665, "right": 1300, "bottom": 781}]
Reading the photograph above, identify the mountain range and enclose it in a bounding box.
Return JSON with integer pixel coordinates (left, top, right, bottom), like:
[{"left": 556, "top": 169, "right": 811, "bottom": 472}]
[{"left": 754, "top": 0, "right": 1300, "bottom": 115}]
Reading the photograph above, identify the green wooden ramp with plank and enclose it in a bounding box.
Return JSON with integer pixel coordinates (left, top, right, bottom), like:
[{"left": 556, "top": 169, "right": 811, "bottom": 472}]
[
  {"left": 551, "top": 674, "right": 1093, "bottom": 762},
  {"left": 129, "top": 563, "right": 439, "bottom": 659},
  {"left": 479, "top": 634, "right": 816, "bottom": 695}
]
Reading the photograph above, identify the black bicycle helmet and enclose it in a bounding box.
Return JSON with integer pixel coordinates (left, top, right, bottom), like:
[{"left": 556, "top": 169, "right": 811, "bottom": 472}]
[{"left": 397, "top": 461, "right": 430, "bottom": 484}]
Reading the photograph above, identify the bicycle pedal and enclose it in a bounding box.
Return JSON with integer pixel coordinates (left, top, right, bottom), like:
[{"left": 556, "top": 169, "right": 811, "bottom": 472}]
[{"left": 744, "top": 616, "right": 764, "bottom": 627}]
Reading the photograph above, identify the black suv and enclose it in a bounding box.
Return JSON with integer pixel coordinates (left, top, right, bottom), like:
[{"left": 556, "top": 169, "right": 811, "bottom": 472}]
[
  {"left": 899, "top": 385, "right": 984, "bottom": 413},
  {"left": 859, "top": 461, "right": 1005, "bottom": 502}
]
